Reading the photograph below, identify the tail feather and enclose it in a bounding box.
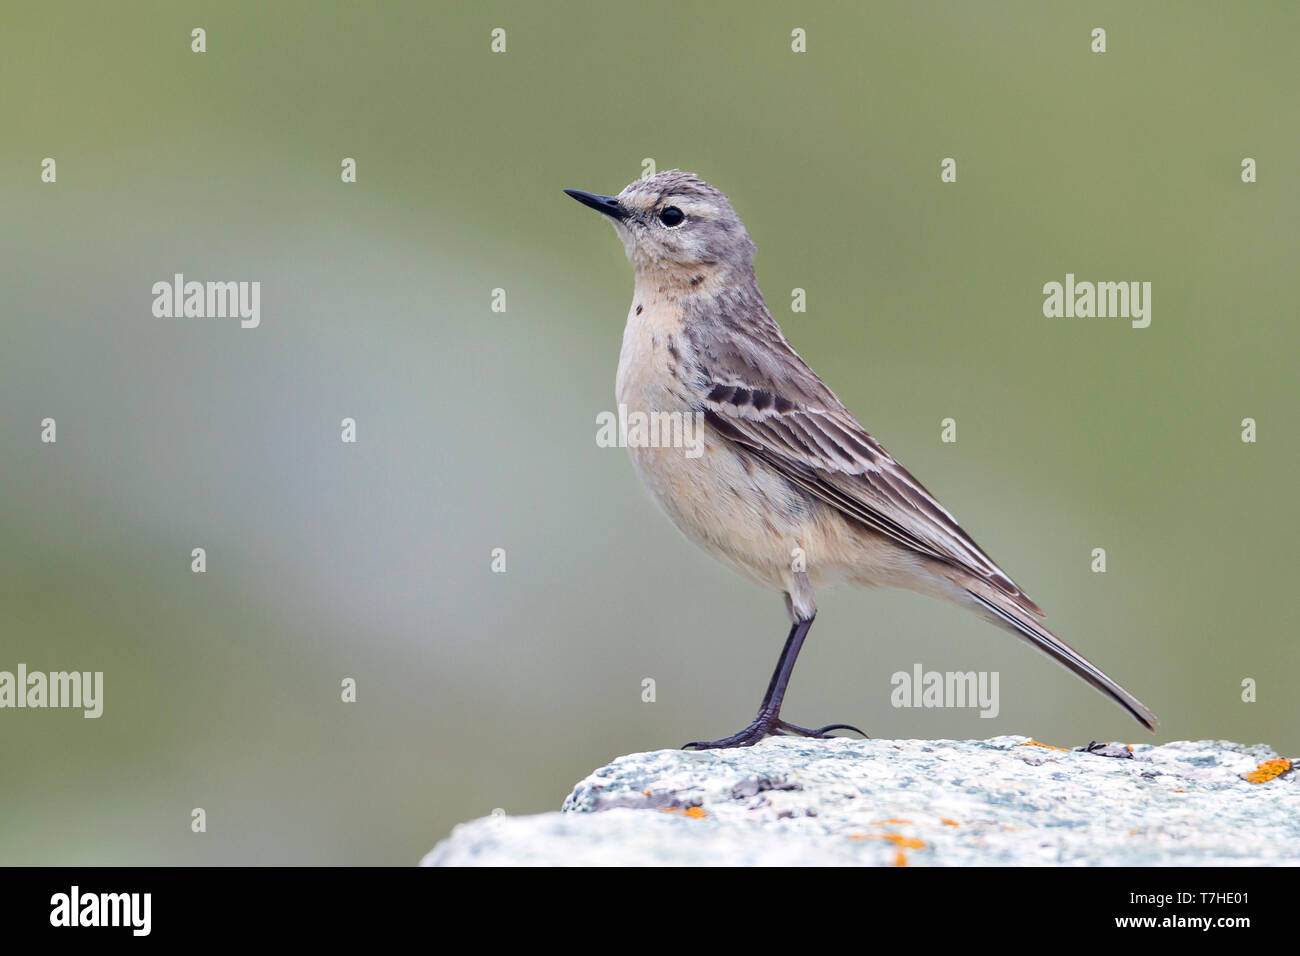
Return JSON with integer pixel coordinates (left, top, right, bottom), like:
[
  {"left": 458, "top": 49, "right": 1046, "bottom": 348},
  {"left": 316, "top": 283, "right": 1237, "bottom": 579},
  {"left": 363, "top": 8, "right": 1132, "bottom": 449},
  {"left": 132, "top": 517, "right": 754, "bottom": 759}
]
[{"left": 967, "top": 590, "right": 1158, "bottom": 731}]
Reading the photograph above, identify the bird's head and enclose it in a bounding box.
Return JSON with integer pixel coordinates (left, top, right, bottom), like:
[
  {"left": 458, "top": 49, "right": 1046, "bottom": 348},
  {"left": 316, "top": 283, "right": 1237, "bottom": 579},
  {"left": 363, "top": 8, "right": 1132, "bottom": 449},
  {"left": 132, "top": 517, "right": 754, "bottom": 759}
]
[{"left": 565, "top": 170, "right": 755, "bottom": 280}]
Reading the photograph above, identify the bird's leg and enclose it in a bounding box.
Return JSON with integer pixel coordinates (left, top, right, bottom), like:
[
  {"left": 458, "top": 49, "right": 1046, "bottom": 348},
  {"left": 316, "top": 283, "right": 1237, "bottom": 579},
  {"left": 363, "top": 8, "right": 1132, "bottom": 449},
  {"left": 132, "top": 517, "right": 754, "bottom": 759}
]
[{"left": 682, "top": 613, "right": 868, "bottom": 750}]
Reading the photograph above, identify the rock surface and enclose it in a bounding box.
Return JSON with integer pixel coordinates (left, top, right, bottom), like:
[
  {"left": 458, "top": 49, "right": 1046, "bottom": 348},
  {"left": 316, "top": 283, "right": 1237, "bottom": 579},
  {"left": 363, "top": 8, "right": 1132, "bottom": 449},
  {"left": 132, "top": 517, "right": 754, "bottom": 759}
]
[{"left": 423, "top": 736, "right": 1297, "bottom": 866}]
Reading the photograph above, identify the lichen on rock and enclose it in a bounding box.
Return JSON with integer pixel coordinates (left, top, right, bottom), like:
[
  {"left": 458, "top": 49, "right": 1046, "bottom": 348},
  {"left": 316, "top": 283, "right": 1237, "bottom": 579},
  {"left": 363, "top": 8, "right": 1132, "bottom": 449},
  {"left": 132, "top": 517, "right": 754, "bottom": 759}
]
[{"left": 423, "top": 736, "right": 1298, "bottom": 866}]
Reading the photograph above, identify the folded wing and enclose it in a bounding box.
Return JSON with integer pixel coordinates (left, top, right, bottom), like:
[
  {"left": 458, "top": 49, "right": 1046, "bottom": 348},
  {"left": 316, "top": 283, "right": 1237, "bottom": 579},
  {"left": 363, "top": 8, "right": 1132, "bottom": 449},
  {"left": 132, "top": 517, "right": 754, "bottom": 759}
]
[{"left": 690, "top": 326, "right": 1042, "bottom": 618}]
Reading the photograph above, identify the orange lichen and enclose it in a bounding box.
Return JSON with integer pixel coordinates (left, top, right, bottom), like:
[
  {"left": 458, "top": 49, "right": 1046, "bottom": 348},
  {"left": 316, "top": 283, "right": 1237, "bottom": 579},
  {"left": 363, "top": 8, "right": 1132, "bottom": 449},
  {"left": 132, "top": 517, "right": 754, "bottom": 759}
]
[
  {"left": 849, "top": 833, "right": 925, "bottom": 848},
  {"left": 1245, "top": 758, "right": 1292, "bottom": 784},
  {"left": 1171, "top": 789, "right": 1186, "bottom": 793},
  {"left": 887, "top": 834, "right": 925, "bottom": 849},
  {"left": 940, "top": 818, "right": 960, "bottom": 827},
  {"left": 1018, "top": 740, "right": 1069, "bottom": 752},
  {"left": 659, "top": 806, "right": 708, "bottom": 818},
  {"left": 870, "top": 818, "right": 914, "bottom": 825},
  {"left": 893, "top": 851, "right": 908, "bottom": 867}
]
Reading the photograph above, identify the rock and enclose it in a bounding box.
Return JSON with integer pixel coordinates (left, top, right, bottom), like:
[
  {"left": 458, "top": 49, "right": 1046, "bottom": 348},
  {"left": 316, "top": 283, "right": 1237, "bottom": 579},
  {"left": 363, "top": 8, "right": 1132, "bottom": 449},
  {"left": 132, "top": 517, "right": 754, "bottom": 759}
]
[{"left": 422, "top": 736, "right": 1298, "bottom": 866}]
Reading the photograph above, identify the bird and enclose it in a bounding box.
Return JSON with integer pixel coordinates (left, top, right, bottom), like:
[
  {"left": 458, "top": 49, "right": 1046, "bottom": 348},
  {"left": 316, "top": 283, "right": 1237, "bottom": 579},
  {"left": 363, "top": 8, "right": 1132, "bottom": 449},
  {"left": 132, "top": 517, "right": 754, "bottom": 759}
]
[{"left": 564, "top": 170, "right": 1158, "bottom": 749}]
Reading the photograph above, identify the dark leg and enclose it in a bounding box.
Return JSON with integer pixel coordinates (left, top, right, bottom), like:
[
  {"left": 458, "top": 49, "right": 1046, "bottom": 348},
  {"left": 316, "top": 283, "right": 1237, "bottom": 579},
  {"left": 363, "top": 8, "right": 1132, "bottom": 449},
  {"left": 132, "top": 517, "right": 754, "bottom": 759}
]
[{"left": 681, "top": 613, "right": 868, "bottom": 750}]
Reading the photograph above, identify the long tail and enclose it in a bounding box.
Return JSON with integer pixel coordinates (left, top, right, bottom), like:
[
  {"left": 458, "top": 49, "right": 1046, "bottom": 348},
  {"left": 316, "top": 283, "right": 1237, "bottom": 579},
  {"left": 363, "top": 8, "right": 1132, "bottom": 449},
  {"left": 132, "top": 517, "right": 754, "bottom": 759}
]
[{"left": 966, "top": 589, "right": 1158, "bottom": 731}]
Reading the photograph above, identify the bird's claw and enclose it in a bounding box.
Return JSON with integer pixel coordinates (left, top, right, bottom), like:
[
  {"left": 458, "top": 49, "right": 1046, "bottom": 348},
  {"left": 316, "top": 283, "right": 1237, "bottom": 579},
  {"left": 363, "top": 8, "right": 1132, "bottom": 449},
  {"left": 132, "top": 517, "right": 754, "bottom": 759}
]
[
  {"left": 682, "top": 715, "right": 868, "bottom": 750},
  {"left": 774, "top": 719, "right": 869, "bottom": 739}
]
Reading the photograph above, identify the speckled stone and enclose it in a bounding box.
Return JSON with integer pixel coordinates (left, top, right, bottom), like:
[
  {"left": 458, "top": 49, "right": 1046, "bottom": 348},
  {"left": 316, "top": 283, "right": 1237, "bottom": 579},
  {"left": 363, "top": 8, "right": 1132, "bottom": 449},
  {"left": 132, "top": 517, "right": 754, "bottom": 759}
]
[{"left": 422, "top": 736, "right": 1298, "bottom": 866}]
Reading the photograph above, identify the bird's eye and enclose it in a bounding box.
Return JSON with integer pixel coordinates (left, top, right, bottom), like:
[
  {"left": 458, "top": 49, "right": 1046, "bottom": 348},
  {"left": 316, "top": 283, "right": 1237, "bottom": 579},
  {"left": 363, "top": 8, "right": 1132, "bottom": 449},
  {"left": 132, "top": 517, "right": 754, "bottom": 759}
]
[{"left": 659, "top": 206, "right": 685, "bottom": 227}]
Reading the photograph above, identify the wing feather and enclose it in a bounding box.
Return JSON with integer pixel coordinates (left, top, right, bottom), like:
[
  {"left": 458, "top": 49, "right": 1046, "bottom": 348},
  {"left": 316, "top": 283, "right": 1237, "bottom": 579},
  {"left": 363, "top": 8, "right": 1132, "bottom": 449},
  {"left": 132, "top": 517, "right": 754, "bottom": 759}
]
[{"left": 697, "top": 372, "right": 1042, "bottom": 617}]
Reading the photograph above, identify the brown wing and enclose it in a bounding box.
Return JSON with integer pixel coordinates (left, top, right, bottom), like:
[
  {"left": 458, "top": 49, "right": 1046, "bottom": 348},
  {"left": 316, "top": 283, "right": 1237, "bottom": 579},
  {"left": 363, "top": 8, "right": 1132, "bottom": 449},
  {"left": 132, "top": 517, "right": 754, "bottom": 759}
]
[{"left": 689, "top": 326, "right": 1042, "bottom": 617}]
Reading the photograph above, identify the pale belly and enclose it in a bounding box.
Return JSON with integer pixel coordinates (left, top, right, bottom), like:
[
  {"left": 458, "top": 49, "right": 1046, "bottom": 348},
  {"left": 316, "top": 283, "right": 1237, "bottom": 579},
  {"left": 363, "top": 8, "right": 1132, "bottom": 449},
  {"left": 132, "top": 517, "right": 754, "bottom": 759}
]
[
  {"left": 616, "top": 344, "right": 856, "bottom": 596},
  {"left": 612, "top": 301, "right": 913, "bottom": 606}
]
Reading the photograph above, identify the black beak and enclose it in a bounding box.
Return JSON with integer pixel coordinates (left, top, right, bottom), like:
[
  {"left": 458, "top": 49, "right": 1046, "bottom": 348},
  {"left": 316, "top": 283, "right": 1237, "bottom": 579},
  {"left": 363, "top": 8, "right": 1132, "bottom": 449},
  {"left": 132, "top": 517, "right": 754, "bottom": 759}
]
[{"left": 564, "top": 188, "right": 627, "bottom": 221}]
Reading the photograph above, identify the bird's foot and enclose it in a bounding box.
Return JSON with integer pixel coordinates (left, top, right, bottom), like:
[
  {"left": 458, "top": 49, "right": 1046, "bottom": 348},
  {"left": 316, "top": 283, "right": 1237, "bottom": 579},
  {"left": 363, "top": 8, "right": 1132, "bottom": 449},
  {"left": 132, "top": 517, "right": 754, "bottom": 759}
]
[
  {"left": 682, "top": 713, "right": 868, "bottom": 750},
  {"left": 774, "top": 719, "right": 869, "bottom": 740}
]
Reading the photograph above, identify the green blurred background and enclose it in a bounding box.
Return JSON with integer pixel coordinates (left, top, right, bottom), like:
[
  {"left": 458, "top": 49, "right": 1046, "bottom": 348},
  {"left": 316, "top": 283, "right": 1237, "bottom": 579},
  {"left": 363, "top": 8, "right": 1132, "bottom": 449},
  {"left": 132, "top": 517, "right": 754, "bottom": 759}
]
[{"left": 2, "top": 1, "right": 1296, "bottom": 864}]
